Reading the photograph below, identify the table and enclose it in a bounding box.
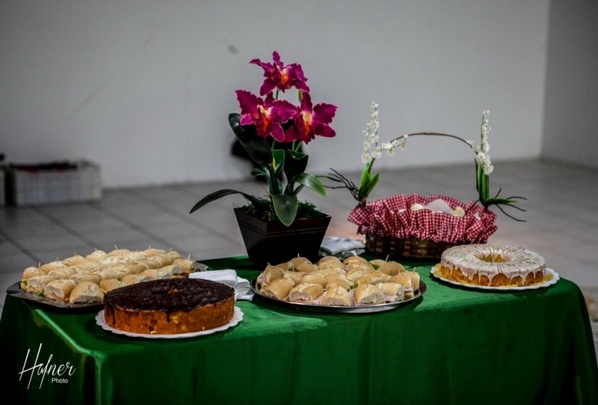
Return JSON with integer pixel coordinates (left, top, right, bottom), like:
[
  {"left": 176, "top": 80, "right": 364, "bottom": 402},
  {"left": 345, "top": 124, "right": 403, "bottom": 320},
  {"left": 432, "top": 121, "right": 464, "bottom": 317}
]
[{"left": 1, "top": 256, "right": 597, "bottom": 404}]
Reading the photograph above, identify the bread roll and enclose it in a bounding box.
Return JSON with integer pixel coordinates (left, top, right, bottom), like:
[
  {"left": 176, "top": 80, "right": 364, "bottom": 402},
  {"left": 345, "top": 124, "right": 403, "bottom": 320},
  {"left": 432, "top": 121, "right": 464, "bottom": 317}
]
[
  {"left": 354, "top": 284, "right": 385, "bottom": 305},
  {"left": 69, "top": 281, "right": 104, "bottom": 304},
  {"left": 389, "top": 273, "right": 414, "bottom": 298},
  {"left": 69, "top": 273, "right": 101, "bottom": 285},
  {"left": 325, "top": 274, "right": 352, "bottom": 291},
  {"left": 260, "top": 265, "right": 285, "bottom": 284},
  {"left": 100, "top": 278, "right": 122, "bottom": 293},
  {"left": 44, "top": 279, "right": 76, "bottom": 301},
  {"left": 378, "top": 282, "right": 406, "bottom": 302},
  {"left": 39, "top": 261, "right": 68, "bottom": 275},
  {"left": 288, "top": 283, "right": 324, "bottom": 302},
  {"left": 47, "top": 267, "right": 76, "bottom": 279},
  {"left": 295, "top": 262, "right": 318, "bottom": 273},
  {"left": 406, "top": 271, "right": 421, "bottom": 292},
  {"left": 22, "top": 266, "right": 40, "bottom": 280},
  {"left": 144, "top": 248, "right": 167, "bottom": 256},
  {"left": 71, "top": 261, "right": 101, "bottom": 273},
  {"left": 141, "top": 268, "right": 172, "bottom": 280},
  {"left": 122, "top": 273, "right": 153, "bottom": 286},
  {"left": 86, "top": 250, "right": 108, "bottom": 261},
  {"left": 160, "top": 264, "right": 185, "bottom": 276},
  {"left": 283, "top": 270, "right": 305, "bottom": 284},
  {"left": 321, "top": 285, "right": 352, "bottom": 306},
  {"left": 288, "top": 256, "right": 311, "bottom": 269},
  {"left": 172, "top": 258, "right": 200, "bottom": 273},
  {"left": 299, "top": 272, "right": 327, "bottom": 288},
  {"left": 62, "top": 254, "right": 87, "bottom": 266},
  {"left": 377, "top": 261, "right": 406, "bottom": 276},
  {"left": 98, "top": 267, "right": 128, "bottom": 280},
  {"left": 24, "top": 275, "right": 59, "bottom": 294},
  {"left": 260, "top": 278, "right": 294, "bottom": 301}
]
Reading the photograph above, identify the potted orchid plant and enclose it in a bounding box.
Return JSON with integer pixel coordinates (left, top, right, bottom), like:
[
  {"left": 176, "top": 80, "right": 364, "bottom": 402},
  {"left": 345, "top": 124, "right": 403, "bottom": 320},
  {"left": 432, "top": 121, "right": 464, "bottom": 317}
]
[{"left": 190, "top": 51, "right": 337, "bottom": 264}]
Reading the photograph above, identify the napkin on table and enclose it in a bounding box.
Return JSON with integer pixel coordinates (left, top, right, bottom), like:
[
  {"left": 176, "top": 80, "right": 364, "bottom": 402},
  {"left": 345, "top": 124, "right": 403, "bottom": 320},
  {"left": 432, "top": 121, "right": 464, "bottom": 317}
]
[
  {"left": 320, "top": 236, "right": 365, "bottom": 257},
  {"left": 190, "top": 270, "right": 253, "bottom": 301}
]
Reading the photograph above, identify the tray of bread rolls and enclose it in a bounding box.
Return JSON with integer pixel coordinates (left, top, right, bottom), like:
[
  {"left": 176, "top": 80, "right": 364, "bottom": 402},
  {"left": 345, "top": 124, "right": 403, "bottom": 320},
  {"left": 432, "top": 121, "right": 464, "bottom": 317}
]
[
  {"left": 10, "top": 247, "right": 202, "bottom": 309},
  {"left": 252, "top": 255, "right": 426, "bottom": 314}
]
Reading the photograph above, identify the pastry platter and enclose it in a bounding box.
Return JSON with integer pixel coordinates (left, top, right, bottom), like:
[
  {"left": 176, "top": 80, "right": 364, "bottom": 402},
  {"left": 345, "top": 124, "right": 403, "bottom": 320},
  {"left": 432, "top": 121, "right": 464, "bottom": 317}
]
[
  {"left": 251, "top": 279, "right": 426, "bottom": 314},
  {"left": 7, "top": 282, "right": 102, "bottom": 309},
  {"left": 95, "top": 307, "right": 243, "bottom": 339},
  {"left": 430, "top": 268, "right": 560, "bottom": 291}
]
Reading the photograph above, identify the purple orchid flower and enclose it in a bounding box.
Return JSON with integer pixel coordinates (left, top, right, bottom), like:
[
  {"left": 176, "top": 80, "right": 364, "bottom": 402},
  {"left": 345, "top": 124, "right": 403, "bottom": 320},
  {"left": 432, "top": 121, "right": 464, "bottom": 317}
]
[
  {"left": 236, "top": 90, "right": 297, "bottom": 142},
  {"left": 250, "top": 51, "right": 310, "bottom": 96},
  {"left": 284, "top": 92, "right": 337, "bottom": 144}
]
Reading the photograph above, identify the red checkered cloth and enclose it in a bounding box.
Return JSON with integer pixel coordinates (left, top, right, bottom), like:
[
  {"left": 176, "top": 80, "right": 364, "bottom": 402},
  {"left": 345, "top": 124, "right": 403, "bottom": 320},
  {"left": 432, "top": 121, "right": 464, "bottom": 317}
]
[{"left": 348, "top": 194, "right": 497, "bottom": 244}]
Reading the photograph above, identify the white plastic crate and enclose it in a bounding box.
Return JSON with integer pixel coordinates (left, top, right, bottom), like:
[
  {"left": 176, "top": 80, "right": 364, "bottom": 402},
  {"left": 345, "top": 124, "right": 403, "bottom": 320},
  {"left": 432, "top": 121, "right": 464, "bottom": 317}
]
[{"left": 7, "top": 160, "right": 101, "bottom": 206}]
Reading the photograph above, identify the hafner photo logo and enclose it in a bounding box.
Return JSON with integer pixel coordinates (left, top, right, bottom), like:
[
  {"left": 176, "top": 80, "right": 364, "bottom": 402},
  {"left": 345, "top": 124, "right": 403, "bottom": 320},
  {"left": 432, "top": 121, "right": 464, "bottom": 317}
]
[{"left": 18, "top": 343, "right": 76, "bottom": 389}]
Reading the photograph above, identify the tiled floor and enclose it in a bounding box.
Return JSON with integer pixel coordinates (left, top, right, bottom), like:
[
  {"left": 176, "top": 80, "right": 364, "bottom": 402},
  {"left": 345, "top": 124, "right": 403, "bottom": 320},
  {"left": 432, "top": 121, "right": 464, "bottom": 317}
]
[{"left": 1, "top": 159, "right": 598, "bottom": 327}]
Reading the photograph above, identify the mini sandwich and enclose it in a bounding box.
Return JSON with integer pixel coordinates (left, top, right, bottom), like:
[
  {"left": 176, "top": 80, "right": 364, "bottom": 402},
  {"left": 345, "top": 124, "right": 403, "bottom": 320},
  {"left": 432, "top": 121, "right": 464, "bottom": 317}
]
[
  {"left": 47, "top": 267, "right": 76, "bottom": 279},
  {"left": 357, "top": 270, "right": 389, "bottom": 286},
  {"left": 318, "top": 256, "right": 343, "bottom": 267},
  {"left": 389, "top": 273, "right": 414, "bottom": 298},
  {"left": 107, "top": 248, "right": 132, "bottom": 257},
  {"left": 406, "top": 271, "right": 421, "bottom": 292},
  {"left": 121, "top": 273, "right": 153, "bottom": 286},
  {"left": 378, "top": 282, "right": 406, "bottom": 302},
  {"left": 23, "top": 275, "right": 59, "bottom": 294},
  {"left": 160, "top": 264, "right": 185, "bottom": 276},
  {"left": 260, "top": 278, "right": 295, "bottom": 301},
  {"left": 354, "top": 283, "right": 385, "bottom": 305},
  {"left": 86, "top": 249, "right": 108, "bottom": 261},
  {"left": 283, "top": 270, "right": 306, "bottom": 284},
  {"left": 141, "top": 268, "right": 172, "bottom": 280},
  {"left": 299, "top": 272, "right": 327, "bottom": 288},
  {"left": 288, "top": 256, "right": 311, "bottom": 269},
  {"left": 258, "top": 265, "right": 285, "bottom": 285},
  {"left": 69, "top": 273, "right": 102, "bottom": 285},
  {"left": 377, "top": 261, "right": 406, "bottom": 276},
  {"left": 347, "top": 268, "right": 367, "bottom": 282},
  {"left": 172, "top": 258, "right": 200, "bottom": 274},
  {"left": 71, "top": 261, "right": 101, "bottom": 273},
  {"left": 61, "top": 254, "right": 87, "bottom": 266},
  {"left": 288, "top": 283, "right": 324, "bottom": 303},
  {"left": 325, "top": 274, "right": 352, "bottom": 291},
  {"left": 321, "top": 285, "right": 352, "bottom": 306},
  {"left": 69, "top": 281, "right": 104, "bottom": 304},
  {"left": 39, "top": 261, "right": 68, "bottom": 275},
  {"left": 295, "top": 262, "right": 318, "bottom": 273},
  {"left": 22, "top": 266, "right": 41, "bottom": 281},
  {"left": 44, "top": 279, "right": 77, "bottom": 302},
  {"left": 98, "top": 267, "right": 128, "bottom": 280},
  {"left": 99, "top": 278, "right": 122, "bottom": 293}
]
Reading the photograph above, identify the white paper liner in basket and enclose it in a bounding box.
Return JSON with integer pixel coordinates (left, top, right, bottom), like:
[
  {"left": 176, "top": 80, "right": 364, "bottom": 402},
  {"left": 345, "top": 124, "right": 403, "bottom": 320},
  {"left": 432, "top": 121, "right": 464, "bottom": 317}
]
[{"left": 348, "top": 194, "right": 497, "bottom": 244}]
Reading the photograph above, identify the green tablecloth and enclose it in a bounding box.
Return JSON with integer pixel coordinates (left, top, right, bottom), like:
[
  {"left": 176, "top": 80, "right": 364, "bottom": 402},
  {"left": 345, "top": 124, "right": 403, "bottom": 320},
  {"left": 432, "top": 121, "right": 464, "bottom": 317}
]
[{"left": 1, "top": 256, "right": 597, "bottom": 404}]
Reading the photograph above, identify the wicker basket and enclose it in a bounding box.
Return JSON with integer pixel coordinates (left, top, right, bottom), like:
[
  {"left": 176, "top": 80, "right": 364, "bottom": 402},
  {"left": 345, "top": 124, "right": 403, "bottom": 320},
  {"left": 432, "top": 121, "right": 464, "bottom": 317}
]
[{"left": 366, "top": 234, "right": 464, "bottom": 260}]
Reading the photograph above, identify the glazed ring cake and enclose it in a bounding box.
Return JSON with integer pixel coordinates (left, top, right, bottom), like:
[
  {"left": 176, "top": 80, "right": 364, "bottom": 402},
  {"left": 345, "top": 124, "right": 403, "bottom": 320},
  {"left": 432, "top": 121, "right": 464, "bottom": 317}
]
[
  {"left": 435, "top": 244, "right": 546, "bottom": 287},
  {"left": 103, "top": 278, "right": 235, "bottom": 334}
]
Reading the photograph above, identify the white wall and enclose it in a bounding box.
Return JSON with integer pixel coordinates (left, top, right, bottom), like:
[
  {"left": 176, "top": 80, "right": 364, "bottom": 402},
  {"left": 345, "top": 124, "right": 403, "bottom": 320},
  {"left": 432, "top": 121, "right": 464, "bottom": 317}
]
[
  {"left": 0, "top": 0, "right": 550, "bottom": 187},
  {"left": 542, "top": 0, "right": 598, "bottom": 168}
]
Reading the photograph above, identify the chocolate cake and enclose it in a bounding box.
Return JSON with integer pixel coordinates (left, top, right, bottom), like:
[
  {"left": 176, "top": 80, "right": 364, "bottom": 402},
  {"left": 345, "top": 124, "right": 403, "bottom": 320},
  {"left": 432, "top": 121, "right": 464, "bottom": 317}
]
[{"left": 103, "top": 278, "right": 235, "bottom": 334}]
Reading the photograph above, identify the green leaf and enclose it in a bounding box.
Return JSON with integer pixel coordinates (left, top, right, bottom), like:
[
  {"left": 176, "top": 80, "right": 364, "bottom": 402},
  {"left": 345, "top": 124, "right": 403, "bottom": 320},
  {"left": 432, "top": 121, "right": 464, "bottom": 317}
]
[
  {"left": 292, "top": 172, "right": 327, "bottom": 196},
  {"left": 228, "top": 113, "right": 272, "bottom": 166},
  {"left": 271, "top": 194, "right": 299, "bottom": 226},
  {"left": 284, "top": 149, "right": 309, "bottom": 181},
  {"left": 189, "top": 189, "right": 264, "bottom": 214},
  {"left": 359, "top": 172, "right": 380, "bottom": 199}
]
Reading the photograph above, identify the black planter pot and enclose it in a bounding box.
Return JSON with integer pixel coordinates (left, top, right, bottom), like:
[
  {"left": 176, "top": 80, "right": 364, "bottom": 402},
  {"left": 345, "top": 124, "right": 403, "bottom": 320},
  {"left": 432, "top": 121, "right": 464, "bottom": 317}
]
[{"left": 234, "top": 208, "right": 331, "bottom": 266}]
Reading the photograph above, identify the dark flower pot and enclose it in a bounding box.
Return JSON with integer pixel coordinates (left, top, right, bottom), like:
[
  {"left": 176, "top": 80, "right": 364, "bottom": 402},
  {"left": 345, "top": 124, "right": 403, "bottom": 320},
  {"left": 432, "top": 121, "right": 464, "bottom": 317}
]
[{"left": 234, "top": 208, "right": 331, "bottom": 266}]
